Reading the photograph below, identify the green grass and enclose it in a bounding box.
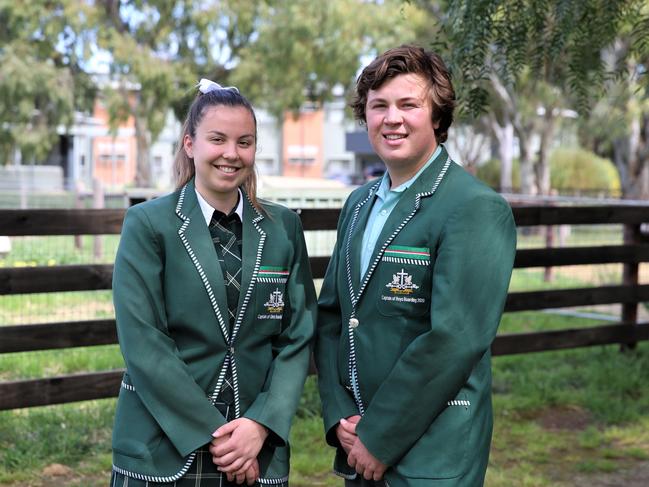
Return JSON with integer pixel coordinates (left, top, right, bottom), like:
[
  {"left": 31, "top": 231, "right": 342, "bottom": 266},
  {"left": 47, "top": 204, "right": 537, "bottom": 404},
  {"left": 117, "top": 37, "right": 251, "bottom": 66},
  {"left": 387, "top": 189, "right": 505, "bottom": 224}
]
[
  {"left": 1, "top": 221, "right": 648, "bottom": 485},
  {"left": 487, "top": 345, "right": 649, "bottom": 486},
  {"left": 0, "top": 400, "right": 115, "bottom": 485},
  {"left": 0, "top": 345, "right": 123, "bottom": 381},
  {"left": 0, "top": 291, "right": 115, "bottom": 326},
  {"left": 493, "top": 342, "right": 649, "bottom": 424},
  {"left": 0, "top": 235, "right": 120, "bottom": 326},
  {"left": 0, "top": 235, "right": 120, "bottom": 267},
  {"left": 1, "top": 342, "right": 648, "bottom": 486},
  {"left": 290, "top": 416, "right": 338, "bottom": 487},
  {"left": 516, "top": 224, "right": 623, "bottom": 249}
]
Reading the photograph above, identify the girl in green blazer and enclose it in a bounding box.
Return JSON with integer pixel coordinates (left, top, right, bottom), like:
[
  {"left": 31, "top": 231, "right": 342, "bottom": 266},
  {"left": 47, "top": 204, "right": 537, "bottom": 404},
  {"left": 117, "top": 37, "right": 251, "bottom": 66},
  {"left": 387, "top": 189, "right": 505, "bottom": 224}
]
[{"left": 110, "top": 81, "right": 316, "bottom": 486}]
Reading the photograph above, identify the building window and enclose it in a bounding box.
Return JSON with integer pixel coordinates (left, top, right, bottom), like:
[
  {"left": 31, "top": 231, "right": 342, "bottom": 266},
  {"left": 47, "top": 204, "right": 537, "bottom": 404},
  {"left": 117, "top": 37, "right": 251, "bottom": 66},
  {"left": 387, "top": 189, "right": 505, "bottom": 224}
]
[
  {"left": 288, "top": 157, "right": 315, "bottom": 165},
  {"left": 98, "top": 154, "right": 126, "bottom": 165}
]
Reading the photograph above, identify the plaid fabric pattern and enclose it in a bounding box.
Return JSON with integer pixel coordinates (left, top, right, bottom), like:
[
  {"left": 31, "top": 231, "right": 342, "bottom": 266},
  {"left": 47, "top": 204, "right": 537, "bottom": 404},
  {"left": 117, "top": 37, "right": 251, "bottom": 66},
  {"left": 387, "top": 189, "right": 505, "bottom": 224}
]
[
  {"left": 110, "top": 468, "right": 288, "bottom": 487},
  {"left": 111, "top": 403, "right": 288, "bottom": 486},
  {"left": 344, "top": 478, "right": 388, "bottom": 487},
  {"left": 209, "top": 207, "right": 242, "bottom": 405},
  {"left": 209, "top": 209, "right": 243, "bottom": 330}
]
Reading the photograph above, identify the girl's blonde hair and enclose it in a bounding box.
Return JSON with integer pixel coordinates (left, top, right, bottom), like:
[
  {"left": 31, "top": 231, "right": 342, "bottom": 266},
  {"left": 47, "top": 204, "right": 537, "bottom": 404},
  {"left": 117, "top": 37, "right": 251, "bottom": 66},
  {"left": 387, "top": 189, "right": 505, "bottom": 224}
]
[{"left": 173, "top": 88, "right": 262, "bottom": 212}]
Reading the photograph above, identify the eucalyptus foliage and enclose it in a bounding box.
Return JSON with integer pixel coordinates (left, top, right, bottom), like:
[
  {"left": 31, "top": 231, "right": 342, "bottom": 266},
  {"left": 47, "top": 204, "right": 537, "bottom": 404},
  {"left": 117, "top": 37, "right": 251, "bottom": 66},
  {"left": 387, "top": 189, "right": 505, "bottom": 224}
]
[{"left": 437, "top": 0, "right": 649, "bottom": 117}]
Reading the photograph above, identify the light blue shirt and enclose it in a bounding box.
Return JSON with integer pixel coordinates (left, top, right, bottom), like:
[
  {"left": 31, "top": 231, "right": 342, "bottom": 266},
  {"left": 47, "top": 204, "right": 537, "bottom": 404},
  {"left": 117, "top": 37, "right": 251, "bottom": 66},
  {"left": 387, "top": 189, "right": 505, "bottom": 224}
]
[{"left": 360, "top": 146, "right": 442, "bottom": 278}]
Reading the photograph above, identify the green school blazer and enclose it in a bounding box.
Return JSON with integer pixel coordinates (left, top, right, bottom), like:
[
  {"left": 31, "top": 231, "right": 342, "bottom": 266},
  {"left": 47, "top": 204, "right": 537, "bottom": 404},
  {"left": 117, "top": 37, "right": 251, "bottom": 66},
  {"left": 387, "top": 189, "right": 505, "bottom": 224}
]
[
  {"left": 315, "top": 146, "right": 516, "bottom": 486},
  {"left": 111, "top": 179, "right": 316, "bottom": 483}
]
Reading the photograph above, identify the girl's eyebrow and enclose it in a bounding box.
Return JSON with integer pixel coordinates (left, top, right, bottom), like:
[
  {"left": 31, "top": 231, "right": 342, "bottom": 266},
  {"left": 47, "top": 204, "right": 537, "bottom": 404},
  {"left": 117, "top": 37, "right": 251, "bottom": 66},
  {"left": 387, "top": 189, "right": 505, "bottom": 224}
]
[{"left": 205, "top": 130, "right": 254, "bottom": 138}]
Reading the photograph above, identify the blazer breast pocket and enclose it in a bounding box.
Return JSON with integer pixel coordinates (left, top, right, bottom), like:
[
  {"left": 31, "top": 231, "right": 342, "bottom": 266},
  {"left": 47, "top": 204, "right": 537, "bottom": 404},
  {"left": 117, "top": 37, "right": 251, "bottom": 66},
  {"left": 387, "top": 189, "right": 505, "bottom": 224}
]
[
  {"left": 253, "top": 266, "right": 289, "bottom": 336},
  {"left": 376, "top": 245, "right": 432, "bottom": 318}
]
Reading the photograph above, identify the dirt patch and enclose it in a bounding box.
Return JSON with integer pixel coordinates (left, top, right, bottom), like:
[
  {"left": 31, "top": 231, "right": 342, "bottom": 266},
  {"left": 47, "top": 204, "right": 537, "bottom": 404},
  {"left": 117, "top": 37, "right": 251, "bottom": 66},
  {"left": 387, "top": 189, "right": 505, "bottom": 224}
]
[
  {"left": 574, "top": 461, "right": 649, "bottom": 486},
  {"left": 41, "top": 463, "right": 72, "bottom": 477},
  {"left": 537, "top": 405, "right": 592, "bottom": 431}
]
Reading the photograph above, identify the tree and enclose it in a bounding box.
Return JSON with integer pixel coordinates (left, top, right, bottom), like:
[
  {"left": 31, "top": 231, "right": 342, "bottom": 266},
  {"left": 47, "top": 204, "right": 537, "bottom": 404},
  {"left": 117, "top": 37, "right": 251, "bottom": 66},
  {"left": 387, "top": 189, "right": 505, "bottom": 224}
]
[
  {"left": 0, "top": 0, "right": 95, "bottom": 165},
  {"left": 94, "top": 1, "right": 197, "bottom": 187},
  {"left": 451, "top": 120, "right": 489, "bottom": 175},
  {"left": 93, "top": 0, "right": 270, "bottom": 187},
  {"left": 580, "top": 35, "right": 649, "bottom": 199},
  {"left": 231, "top": 0, "right": 430, "bottom": 118},
  {"left": 440, "top": 0, "right": 639, "bottom": 115},
  {"left": 94, "top": 0, "right": 423, "bottom": 186},
  {"left": 415, "top": 0, "right": 647, "bottom": 195}
]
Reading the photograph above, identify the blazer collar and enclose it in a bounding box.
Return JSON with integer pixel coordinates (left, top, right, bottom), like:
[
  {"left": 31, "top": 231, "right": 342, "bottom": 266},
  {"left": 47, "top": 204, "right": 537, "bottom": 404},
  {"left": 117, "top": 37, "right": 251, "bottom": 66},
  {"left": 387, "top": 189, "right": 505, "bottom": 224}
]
[
  {"left": 175, "top": 180, "right": 231, "bottom": 341},
  {"left": 174, "top": 179, "right": 266, "bottom": 344}
]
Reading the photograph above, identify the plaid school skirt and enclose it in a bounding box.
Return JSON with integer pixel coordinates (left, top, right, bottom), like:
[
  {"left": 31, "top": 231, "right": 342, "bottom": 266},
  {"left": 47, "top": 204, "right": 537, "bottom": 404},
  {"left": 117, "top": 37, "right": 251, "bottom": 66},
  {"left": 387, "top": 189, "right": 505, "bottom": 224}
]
[{"left": 110, "top": 402, "right": 288, "bottom": 487}]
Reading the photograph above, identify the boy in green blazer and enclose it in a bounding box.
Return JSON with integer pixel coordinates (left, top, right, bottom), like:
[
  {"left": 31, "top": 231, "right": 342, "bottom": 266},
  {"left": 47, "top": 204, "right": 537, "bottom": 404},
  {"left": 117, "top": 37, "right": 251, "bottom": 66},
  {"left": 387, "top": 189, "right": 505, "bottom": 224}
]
[
  {"left": 111, "top": 81, "right": 316, "bottom": 486},
  {"left": 315, "top": 45, "right": 516, "bottom": 486}
]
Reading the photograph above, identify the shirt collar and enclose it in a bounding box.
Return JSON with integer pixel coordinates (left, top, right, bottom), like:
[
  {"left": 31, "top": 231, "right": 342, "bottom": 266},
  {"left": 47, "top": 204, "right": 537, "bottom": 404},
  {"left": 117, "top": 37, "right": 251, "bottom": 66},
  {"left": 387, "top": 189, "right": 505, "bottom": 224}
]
[
  {"left": 376, "top": 145, "right": 442, "bottom": 200},
  {"left": 195, "top": 186, "right": 244, "bottom": 225}
]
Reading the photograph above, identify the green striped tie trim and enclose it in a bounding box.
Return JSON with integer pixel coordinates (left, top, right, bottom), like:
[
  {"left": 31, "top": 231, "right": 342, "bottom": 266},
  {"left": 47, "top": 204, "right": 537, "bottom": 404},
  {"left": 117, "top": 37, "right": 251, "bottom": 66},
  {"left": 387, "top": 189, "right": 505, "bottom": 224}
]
[
  {"left": 384, "top": 245, "right": 430, "bottom": 260},
  {"left": 259, "top": 266, "right": 290, "bottom": 277}
]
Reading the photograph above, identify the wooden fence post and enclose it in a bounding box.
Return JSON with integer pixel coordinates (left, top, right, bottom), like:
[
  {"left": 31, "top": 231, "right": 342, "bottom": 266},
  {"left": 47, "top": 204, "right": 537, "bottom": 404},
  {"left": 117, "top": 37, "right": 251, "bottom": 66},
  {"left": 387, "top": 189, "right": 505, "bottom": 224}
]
[
  {"left": 543, "top": 198, "right": 556, "bottom": 282},
  {"left": 93, "top": 179, "right": 104, "bottom": 260},
  {"left": 74, "top": 180, "right": 85, "bottom": 250},
  {"left": 621, "top": 222, "right": 641, "bottom": 351},
  {"left": 19, "top": 166, "right": 28, "bottom": 209},
  {"left": 544, "top": 224, "right": 554, "bottom": 282}
]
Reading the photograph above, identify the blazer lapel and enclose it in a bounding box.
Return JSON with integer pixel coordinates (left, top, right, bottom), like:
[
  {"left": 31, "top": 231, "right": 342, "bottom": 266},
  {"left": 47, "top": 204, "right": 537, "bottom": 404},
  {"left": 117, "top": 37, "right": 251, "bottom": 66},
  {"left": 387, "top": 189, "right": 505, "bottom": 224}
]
[
  {"left": 356, "top": 146, "right": 453, "bottom": 302},
  {"left": 232, "top": 191, "right": 265, "bottom": 338},
  {"left": 175, "top": 180, "right": 230, "bottom": 342},
  {"left": 345, "top": 181, "right": 380, "bottom": 301}
]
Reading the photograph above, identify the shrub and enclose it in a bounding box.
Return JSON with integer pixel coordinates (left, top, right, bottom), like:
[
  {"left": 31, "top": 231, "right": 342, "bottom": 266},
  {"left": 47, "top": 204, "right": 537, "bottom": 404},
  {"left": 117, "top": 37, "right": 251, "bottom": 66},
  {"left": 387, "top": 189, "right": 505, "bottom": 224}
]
[
  {"left": 475, "top": 147, "right": 620, "bottom": 196},
  {"left": 476, "top": 158, "right": 520, "bottom": 191},
  {"left": 550, "top": 147, "right": 620, "bottom": 196}
]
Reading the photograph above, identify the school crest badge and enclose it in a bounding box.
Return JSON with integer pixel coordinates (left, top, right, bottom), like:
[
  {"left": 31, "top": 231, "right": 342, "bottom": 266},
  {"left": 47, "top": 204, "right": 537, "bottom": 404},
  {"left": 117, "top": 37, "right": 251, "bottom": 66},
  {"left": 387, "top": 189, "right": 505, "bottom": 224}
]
[
  {"left": 386, "top": 268, "right": 420, "bottom": 295},
  {"left": 264, "top": 288, "right": 285, "bottom": 313}
]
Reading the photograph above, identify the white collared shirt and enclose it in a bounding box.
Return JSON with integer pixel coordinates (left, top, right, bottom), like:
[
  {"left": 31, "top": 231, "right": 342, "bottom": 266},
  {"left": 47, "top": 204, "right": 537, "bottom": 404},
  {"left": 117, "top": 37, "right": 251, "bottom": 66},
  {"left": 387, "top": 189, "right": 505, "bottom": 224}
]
[{"left": 195, "top": 187, "right": 244, "bottom": 225}]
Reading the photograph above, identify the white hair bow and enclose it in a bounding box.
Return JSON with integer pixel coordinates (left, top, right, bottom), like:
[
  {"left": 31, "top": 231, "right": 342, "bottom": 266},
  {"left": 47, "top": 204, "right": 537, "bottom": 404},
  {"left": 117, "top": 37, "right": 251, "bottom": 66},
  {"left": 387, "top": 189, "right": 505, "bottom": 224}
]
[{"left": 197, "top": 78, "right": 239, "bottom": 94}]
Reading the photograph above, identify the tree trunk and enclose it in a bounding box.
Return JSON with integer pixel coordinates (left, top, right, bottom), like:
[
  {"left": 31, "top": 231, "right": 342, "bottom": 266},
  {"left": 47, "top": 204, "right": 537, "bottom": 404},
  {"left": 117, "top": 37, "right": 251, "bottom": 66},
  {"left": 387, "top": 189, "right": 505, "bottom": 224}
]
[
  {"left": 535, "top": 107, "right": 558, "bottom": 196},
  {"left": 613, "top": 111, "right": 649, "bottom": 200},
  {"left": 454, "top": 123, "right": 488, "bottom": 176},
  {"left": 487, "top": 73, "right": 517, "bottom": 192},
  {"left": 518, "top": 130, "right": 536, "bottom": 195},
  {"left": 134, "top": 109, "right": 152, "bottom": 188},
  {"left": 487, "top": 113, "right": 514, "bottom": 192},
  {"left": 498, "top": 121, "right": 514, "bottom": 192}
]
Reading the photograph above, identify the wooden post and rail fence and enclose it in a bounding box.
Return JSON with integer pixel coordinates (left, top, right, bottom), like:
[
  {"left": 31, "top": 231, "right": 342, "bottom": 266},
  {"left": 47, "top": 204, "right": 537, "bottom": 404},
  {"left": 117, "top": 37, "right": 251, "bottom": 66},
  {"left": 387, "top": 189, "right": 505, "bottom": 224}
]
[{"left": 1, "top": 204, "right": 649, "bottom": 411}]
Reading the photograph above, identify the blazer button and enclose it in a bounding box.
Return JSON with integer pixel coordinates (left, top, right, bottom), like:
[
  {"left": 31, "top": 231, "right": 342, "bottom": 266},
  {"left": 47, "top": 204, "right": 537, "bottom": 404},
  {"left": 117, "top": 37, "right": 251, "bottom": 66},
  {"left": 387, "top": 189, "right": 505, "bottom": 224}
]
[{"left": 349, "top": 318, "right": 359, "bottom": 329}]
